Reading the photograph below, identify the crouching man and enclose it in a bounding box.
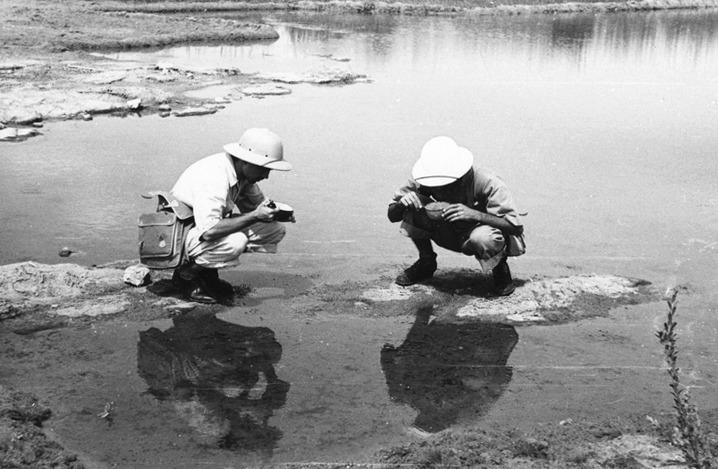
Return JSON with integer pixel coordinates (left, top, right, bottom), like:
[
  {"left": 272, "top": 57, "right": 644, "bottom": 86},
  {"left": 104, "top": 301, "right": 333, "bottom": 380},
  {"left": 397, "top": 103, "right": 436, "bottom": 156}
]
[
  {"left": 171, "top": 128, "right": 293, "bottom": 304},
  {"left": 388, "top": 136, "right": 525, "bottom": 296}
]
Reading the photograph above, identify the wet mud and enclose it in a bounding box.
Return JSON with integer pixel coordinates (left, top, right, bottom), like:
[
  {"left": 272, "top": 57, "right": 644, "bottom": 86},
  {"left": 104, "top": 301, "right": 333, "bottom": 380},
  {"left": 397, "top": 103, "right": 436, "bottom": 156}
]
[{"left": 2, "top": 260, "right": 704, "bottom": 468}]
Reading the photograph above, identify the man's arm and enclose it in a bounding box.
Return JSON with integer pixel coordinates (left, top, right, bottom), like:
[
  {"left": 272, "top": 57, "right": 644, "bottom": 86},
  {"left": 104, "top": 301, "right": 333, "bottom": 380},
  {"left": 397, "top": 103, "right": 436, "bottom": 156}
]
[
  {"left": 443, "top": 205, "right": 523, "bottom": 236},
  {"left": 388, "top": 181, "right": 430, "bottom": 223},
  {"left": 200, "top": 200, "right": 277, "bottom": 242}
]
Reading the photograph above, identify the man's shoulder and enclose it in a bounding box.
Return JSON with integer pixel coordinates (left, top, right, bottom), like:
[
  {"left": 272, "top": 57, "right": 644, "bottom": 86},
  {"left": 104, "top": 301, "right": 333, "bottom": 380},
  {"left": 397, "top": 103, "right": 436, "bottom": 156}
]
[
  {"left": 196, "top": 152, "right": 230, "bottom": 165},
  {"left": 184, "top": 152, "right": 233, "bottom": 175},
  {"left": 472, "top": 164, "right": 499, "bottom": 180}
]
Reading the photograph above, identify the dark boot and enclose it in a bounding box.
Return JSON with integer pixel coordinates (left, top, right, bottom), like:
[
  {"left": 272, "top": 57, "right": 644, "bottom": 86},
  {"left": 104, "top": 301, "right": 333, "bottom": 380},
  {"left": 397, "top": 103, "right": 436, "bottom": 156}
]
[
  {"left": 198, "top": 268, "right": 234, "bottom": 299},
  {"left": 396, "top": 254, "right": 438, "bottom": 286},
  {"left": 492, "top": 258, "right": 515, "bottom": 297},
  {"left": 189, "top": 276, "right": 219, "bottom": 304},
  {"left": 172, "top": 261, "right": 219, "bottom": 304},
  {"left": 172, "top": 261, "right": 201, "bottom": 291}
]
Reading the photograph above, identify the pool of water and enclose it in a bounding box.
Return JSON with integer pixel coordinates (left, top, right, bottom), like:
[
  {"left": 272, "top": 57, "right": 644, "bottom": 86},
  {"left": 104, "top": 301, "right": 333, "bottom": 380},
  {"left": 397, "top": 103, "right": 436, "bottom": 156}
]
[
  {"left": 2, "top": 8, "right": 718, "bottom": 468},
  {"left": 2, "top": 10, "right": 718, "bottom": 272}
]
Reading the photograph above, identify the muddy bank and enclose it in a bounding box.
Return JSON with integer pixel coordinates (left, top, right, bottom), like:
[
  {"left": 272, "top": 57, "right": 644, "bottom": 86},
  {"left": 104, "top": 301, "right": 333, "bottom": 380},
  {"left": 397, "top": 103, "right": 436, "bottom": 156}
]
[
  {"left": 0, "top": 386, "right": 84, "bottom": 469},
  {"left": 0, "top": 0, "right": 368, "bottom": 137},
  {"left": 0, "top": 261, "right": 660, "bottom": 327},
  {"left": 0, "top": 260, "right": 713, "bottom": 467}
]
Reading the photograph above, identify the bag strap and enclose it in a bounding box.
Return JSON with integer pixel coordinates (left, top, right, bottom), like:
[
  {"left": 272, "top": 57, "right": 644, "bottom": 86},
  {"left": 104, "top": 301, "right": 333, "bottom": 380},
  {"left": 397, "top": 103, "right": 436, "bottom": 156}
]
[{"left": 141, "top": 190, "right": 194, "bottom": 220}]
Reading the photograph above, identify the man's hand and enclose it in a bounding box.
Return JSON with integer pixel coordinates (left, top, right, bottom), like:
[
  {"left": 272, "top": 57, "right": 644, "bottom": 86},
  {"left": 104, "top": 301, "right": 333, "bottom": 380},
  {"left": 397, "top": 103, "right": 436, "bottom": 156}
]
[
  {"left": 399, "top": 192, "right": 425, "bottom": 210},
  {"left": 254, "top": 199, "right": 280, "bottom": 223},
  {"left": 443, "top": 204, "right": 481, "bottom": 223},
  {"left": 442, "top": 204, "right": 523, "bottom": 236}
]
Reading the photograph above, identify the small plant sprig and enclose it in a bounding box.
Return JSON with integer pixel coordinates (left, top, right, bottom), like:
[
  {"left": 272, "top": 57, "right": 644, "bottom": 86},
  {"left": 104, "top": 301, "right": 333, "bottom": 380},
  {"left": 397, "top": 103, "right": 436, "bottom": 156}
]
[{"left": 656, "top": 289, "right": 712, "bottom": 468}]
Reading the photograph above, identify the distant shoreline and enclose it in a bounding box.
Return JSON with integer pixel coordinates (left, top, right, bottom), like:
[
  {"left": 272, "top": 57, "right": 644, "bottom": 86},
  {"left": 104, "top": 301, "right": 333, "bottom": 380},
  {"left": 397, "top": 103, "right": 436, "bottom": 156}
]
[
  {"left": 2, "top": 0, "right": 717, "bottom": 129},
  {"left": 99, "top": 0, "right": 718, "bottom": 16}
]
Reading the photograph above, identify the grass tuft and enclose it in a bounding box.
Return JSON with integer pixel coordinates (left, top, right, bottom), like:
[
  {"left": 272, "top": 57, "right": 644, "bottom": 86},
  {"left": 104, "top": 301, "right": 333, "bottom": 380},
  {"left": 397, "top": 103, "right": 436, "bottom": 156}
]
[{"left": 656, "top": 289, "right": 713, "bottom": 468}]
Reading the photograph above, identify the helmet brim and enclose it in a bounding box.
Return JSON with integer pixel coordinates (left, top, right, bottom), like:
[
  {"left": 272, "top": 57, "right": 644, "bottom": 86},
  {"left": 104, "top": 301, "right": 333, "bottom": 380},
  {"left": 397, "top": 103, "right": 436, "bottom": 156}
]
[{"left": 224, "top": 143, "right": 292, "bottom": 171}]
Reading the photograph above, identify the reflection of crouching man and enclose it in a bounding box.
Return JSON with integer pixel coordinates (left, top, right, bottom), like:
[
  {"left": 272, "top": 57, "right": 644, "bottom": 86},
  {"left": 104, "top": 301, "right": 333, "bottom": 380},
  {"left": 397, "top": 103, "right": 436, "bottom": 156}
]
[{"left": 171, "top": 128, "right": 293, "bottom": 304}]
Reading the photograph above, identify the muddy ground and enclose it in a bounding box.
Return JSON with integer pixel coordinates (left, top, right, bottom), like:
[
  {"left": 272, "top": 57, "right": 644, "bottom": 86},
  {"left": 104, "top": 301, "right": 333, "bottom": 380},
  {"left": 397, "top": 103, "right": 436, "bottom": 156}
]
[
  {"left": 2, "top": 0, "right": 718, "bottom": 467},
  {"left": 1, "top": 259, "right": 715, "bottom": 468}
]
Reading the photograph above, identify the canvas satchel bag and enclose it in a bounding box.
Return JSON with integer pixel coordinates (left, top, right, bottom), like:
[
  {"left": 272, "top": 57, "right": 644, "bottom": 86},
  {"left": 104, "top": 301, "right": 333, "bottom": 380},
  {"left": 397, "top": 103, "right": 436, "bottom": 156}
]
[{"left": 138, "top": 191, "right": 194, "bottom": 269}]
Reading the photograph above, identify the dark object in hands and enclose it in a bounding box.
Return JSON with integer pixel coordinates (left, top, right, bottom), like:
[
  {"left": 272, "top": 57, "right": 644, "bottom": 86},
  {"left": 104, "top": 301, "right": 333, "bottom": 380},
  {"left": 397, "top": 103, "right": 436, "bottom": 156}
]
[
  {"left": 425, "top": 201, "right": 450, "bottom": 221},
  {"left": 268, "top": 200, "right": 294, "bottom": 222}
]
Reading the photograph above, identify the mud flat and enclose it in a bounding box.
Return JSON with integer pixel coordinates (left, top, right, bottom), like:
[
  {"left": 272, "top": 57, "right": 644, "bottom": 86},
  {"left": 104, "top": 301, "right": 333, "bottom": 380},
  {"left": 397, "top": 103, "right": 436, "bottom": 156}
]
[
  {"left": 1, "top": 260, "right": 708, "bottom": 467},
  {"left": 0, "top": 0, "right": 368, "bottom": 140}
]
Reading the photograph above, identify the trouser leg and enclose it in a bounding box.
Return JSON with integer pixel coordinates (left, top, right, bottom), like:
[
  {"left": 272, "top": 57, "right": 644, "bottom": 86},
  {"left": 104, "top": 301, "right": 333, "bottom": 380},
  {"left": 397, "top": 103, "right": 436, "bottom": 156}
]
[
  {"left": 177, "top": 221, "right": 287, "bottom": 303},
  {"left": 183, "top": 221, "right": 287, "bottom": 269},
  {"left": 400, "top": 208, "right": 508, "bottom": 270}
]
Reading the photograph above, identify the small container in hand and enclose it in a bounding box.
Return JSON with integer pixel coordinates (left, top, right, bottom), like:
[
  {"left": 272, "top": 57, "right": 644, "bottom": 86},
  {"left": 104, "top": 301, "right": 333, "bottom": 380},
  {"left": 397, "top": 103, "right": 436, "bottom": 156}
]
[
  {"left": 425, "top": 201, "right": 450, "bottom": 221},
  {"left": 272, "top": 202, "right": 294, "bottom": 222}
]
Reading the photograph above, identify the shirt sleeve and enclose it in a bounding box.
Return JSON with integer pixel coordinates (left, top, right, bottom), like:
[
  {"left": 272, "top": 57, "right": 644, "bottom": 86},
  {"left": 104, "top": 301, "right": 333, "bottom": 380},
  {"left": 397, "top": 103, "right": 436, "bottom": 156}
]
[
  {"left": 391, "top": 179, "right": 420, "bottom": 203},
  {"left": 482, "top": 177, "right": 522, "bottom": 228}
]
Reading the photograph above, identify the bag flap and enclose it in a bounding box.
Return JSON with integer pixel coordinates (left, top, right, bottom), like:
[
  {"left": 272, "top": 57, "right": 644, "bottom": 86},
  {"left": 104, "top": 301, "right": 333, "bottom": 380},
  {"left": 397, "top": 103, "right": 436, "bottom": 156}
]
[
  {"left": 139, "top": 211, "right": 177, "bottom": 227},
  {"left": 141, "top": 190, "right": 194, "bottom": 220}
]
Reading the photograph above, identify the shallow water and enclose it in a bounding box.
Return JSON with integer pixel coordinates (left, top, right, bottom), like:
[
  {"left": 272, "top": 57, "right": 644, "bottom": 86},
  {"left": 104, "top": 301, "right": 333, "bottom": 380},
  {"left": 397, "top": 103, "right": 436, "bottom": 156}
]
[{"left": 2, "top": 9, "right": 718, "bottom": 467}]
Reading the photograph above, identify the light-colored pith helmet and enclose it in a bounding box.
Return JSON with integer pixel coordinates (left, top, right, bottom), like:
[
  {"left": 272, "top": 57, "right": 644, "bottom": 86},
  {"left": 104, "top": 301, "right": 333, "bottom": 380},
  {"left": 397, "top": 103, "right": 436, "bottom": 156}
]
[
  {"left": 223, "top": 128, "right": 292, "bottom": 171},
  {"left": 411, "top": 136, "right": 473, "bottom": 187}
]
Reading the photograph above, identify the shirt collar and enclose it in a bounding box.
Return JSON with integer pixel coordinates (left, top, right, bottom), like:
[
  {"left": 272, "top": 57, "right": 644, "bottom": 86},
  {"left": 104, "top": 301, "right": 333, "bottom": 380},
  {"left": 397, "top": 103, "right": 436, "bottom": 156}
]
[{"left": 224, "top": 152, "right": 239, "bottom": 186}]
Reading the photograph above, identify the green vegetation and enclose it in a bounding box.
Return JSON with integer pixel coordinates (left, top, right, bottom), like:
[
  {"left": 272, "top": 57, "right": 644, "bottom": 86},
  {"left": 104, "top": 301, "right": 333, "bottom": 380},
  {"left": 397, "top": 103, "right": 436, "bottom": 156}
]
[{"left": 657, "top": 290, "right": 714, "bottom": 468}]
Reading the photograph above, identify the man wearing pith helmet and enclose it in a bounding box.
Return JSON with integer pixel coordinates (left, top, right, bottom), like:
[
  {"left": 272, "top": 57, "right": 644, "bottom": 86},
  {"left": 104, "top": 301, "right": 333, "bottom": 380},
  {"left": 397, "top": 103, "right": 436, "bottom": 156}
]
[
  {"left": 171, "top": 128, "right": 293, "bottom": 304},
  {"left": 388, "top": 136, "right": 525, "bottom": 296}
]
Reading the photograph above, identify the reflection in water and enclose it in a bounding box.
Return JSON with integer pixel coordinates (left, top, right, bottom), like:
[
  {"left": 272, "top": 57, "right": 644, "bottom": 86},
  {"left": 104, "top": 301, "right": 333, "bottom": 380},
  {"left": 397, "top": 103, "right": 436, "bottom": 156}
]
[
  {"left": 381, "top": 307, "right": 518, "bottom": 433},
  {"left": 137, "top": 314, "right": 290, "bottom": 456},
  {"left": 550, "top": 15, "right": 595, "bottom": 49}
]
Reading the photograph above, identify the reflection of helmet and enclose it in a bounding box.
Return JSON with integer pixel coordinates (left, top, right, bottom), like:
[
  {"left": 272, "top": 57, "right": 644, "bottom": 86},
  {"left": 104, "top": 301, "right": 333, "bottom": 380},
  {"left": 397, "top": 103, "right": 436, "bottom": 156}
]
[{"left": 223, "top": 128, "right": 292, "bottom": 171}]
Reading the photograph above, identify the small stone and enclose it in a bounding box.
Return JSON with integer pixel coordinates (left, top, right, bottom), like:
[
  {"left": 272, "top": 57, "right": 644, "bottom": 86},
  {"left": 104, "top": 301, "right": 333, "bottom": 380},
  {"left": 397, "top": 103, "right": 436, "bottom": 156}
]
[
  {"left": 81, "top": 113, "right": 93, "bottom": 121},
  {"left": 123, "top": 265, "right": 151, "bottom": 287},
  {"left": 158, "top": 104, "right": 171, "bottom": 112},
  {"left": 127, "top": 98, "right": 142, "bottom": 110},
  {"left": 58, "top": 247, "right": 73, "bottom": 257}
]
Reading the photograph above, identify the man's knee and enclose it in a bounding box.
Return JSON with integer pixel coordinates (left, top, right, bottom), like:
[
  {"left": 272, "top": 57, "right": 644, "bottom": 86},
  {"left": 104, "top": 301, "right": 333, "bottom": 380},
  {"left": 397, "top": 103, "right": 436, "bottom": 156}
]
[
  {"left": 251, "top": 221, "right": 286, "bottom": 245},
  {"left": 272, "top": 222, "right": 287, "bottom": 244},
  {"left": 462, "top": 225, "right": 505, "bottom": 257},
  {"left": 186, "top": 229, "right": 249, "bottom": 267},
  {"left": 223, "top": 231, "right": 250, "bottom": 258}
]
